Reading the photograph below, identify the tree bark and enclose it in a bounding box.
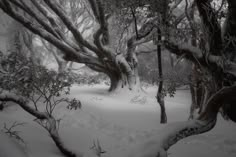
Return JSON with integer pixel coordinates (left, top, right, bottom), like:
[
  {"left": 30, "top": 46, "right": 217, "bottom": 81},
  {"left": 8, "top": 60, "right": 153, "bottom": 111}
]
[{"left": 108, "top": 73, "right": 123, "bottom": 92}]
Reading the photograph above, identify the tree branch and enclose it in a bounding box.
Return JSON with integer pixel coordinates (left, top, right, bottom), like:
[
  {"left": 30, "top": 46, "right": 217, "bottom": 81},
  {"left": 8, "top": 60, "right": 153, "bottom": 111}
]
[
  {"left": 0, "top": 90, "right": 47, "bottom": 119},
  {"left": 0, "top": 89, "right": 78, "bottom": 157},
  {"left": 164, "top": 40, "right": 236, "bottom": 77},
  {"left": 9, "top": 0, "right": 60, "bottom": 39},
  {"left": 132, "top": 85, "right": 236, "bottom": 157},
  {"left": 0, "top": 1, "right": 105, "bottom": 68},
  {"left": 195, "top": 0, "right": 222, "bottom": 54},
  {"left": 43, "top": 0, "right": 99, "bottom": 54},
  {"left": 29, "top": 0, "right": 80, "bottom": 51}
]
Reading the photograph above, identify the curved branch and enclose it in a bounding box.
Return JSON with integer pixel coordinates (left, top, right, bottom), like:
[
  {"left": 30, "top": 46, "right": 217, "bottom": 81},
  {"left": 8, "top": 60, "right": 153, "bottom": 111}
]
[
  {"left": 87, "top": 0, "right": 115, "bottom": 61},
  {"left": 126, "top": 18, "right": 157, "bottom": 63},
  {"left": 199, "top": 84, "right": 236, "bottom": 120},
  {"left": 0, "top": 90, "right": 78, "bottom": 157},
  {"left": 0, "top": 90, "right": 47, "bottom": 119},
  {"left": 93, "top": 27, "right": 115, "bottom": 61},
  {"left": 88, "top": 0, "right": 109, "bottom": 46},
  {"left": 134, "top": 85, "right": 236, "bottom": 157},
  {"left": 164, "top": 40, "right": 236, "bottom": 77}
]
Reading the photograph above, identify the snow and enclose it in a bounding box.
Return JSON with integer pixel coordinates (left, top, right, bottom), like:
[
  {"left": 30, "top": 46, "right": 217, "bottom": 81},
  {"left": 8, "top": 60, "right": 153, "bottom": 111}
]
[{"left": 0, "top": 84, "right": 236, "bottom": 157}]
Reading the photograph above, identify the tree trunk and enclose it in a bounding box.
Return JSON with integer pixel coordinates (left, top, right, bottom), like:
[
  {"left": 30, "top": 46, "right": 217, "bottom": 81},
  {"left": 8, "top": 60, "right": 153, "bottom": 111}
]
[
  {"left": 187, "top": 4, "right": 205, "bottom": 119},
  {"left": 189, "top": 64, "right": 205, "bottom": 119},
  {"left": 0, "top": 101, "right": 4, "bottom": 111},
  {"left": 108, "top": 73, "right": 123, "bottom": 92},
  {"left": 158, "top": 98, "right": 167, "bottom": 123},
  {"left": 156, "top": 28, "right": 167, "bottom": 124},
  {"left": 105, "top": 50, "right": 141, "bottom": 92},
  {"left": 108, "top": 67, "right": 140, "bottom": 92},
  {"left": 189, "top": 82, "right": 197, "bottom": 119},
  {"left": 47, "top": 118, "right": 78, "bottom": 157}
]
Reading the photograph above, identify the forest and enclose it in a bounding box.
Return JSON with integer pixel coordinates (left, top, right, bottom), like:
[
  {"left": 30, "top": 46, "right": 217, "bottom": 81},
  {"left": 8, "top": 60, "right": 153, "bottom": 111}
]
[{"left": 0, "top": 0, "right": 236, "bottom": 157}]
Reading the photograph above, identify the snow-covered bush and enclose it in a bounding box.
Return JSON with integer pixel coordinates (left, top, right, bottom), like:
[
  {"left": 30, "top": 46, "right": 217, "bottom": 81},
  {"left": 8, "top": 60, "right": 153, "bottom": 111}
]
[{"left": 0, "top": 51, "right": 81, "bottom": 157}]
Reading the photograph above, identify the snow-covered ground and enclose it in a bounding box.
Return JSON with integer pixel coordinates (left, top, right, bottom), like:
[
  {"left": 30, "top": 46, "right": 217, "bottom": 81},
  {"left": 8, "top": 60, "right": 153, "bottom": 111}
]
[{"left": 0, "top": 84, "right": 236, "bottom": 157}]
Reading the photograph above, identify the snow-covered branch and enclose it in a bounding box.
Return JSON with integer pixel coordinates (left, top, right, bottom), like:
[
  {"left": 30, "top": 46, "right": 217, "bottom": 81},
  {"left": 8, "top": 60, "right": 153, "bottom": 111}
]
[
  {"left": 42, "top": 0, "right": 99, "bottom": 54},
  {"left": 0, "top": 90, "right": 47, "bottom": 119},
  {"left": 164, "top": 40, "right": 236, "bottom": 77},
  {"left": 134, "top": 85, "right": 236, "bottom": 157},
  {"left": 0, "top": 89, "right": 79, "bottom": 157},
  {"left": 0, "top": 0, "right": 109, "bottom": 70}
]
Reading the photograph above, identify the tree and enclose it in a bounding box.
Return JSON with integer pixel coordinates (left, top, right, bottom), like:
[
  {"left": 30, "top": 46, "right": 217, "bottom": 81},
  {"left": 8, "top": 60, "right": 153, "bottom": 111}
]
[
  {"left": 154, "top": 0, "right": 169, "bottom": 124},
  {"left": 184, "top": 0, "right": 204, "bottom": 119},
  {"left": 0, "top": 0, "right": 141, "bottom": 91},
  {"left": 0, "top": 0, "right": 194, "bottom": 92},
  {"left": 0, "top": 51, "right": 81, "bottom": 157},
  {"left": 156, "top": 27, "right": 167, "bottom": 124},
  {"left": 150, "top": 0, "right": 236, "bottom": 156}
]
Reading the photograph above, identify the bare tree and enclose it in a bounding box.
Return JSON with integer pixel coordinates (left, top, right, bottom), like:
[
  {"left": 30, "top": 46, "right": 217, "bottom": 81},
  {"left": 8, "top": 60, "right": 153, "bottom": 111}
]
[
  {"left": 0, "top": 0, "right": 194, "bottom": 92},
  {"left": 155, "top": 0, "right": 169, "bottom": 124},
  {"left": 0, "top": 0, "right": 140, "bottom": 91}
]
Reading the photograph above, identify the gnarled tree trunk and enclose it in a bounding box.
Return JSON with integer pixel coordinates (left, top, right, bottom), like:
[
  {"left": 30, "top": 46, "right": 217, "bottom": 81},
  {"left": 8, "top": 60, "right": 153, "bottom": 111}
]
[
  {"left": 106, "top": 54, "right": 140, "bottom": 92},
  {"left": 108, "top": 72, "right": 137, "bottom": 92}
]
